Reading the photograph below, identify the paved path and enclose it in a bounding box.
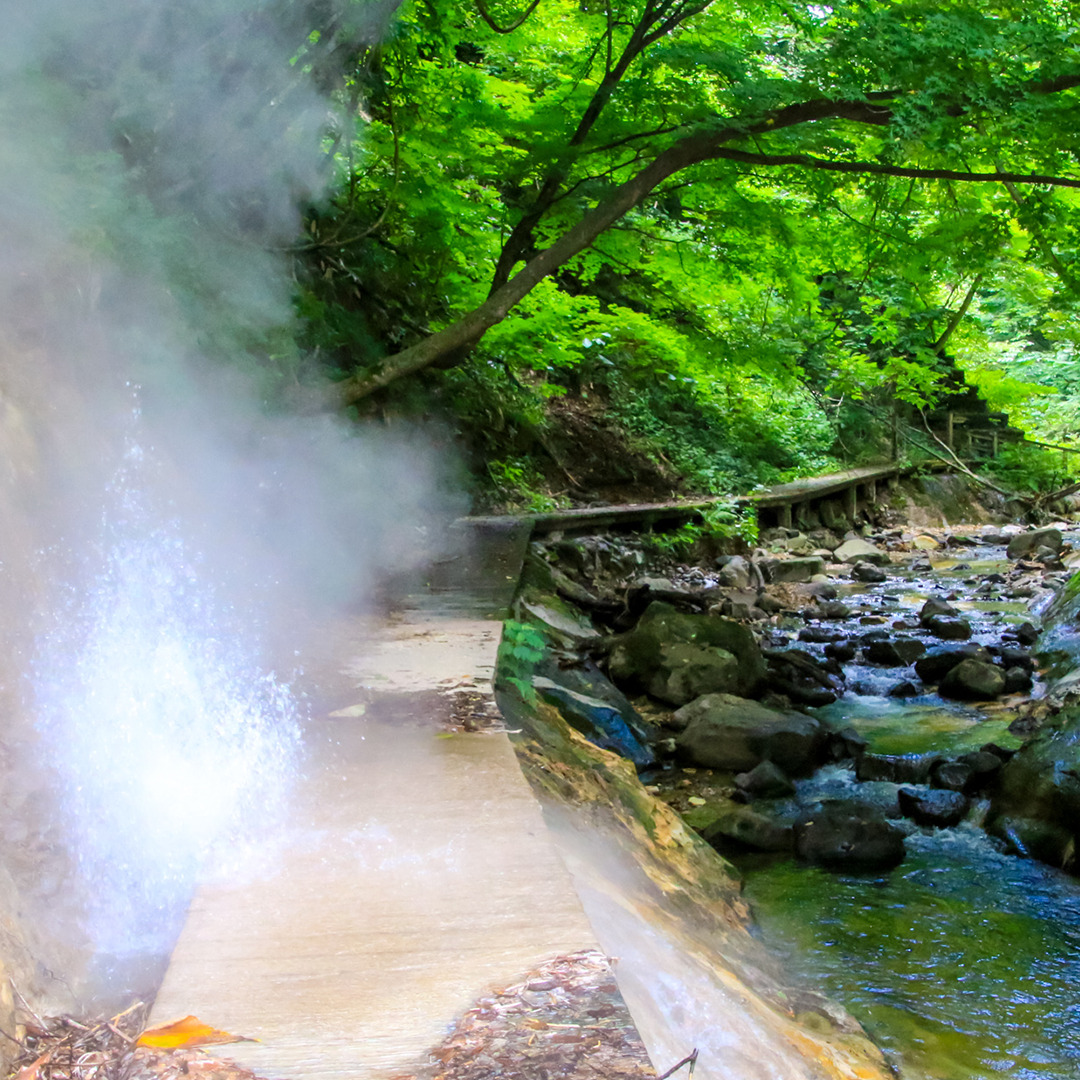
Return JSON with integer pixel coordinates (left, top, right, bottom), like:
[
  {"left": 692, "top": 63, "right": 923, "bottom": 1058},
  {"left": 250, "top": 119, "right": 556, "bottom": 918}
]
[{"left": 151, "top": 522, "right": 608, "bottom": 1078}]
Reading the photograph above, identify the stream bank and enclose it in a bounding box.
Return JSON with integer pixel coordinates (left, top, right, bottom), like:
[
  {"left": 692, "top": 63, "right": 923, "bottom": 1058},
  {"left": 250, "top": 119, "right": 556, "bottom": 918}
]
[{"left": 500, "top": 488, "right": 1080, "bottom": 1078}]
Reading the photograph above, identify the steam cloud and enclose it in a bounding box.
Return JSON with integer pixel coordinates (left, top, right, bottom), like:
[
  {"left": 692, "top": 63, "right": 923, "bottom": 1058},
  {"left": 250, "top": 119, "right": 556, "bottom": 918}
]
[{"left": 0, "top": 0, "right": 450, "bottom": 1005}]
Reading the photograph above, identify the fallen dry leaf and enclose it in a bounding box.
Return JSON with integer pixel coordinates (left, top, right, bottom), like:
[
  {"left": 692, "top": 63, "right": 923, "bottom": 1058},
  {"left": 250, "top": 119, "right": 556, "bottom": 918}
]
[
  {"left": 13, "top": 1050, "right": 51, "bottom": 1080},
  {"left": 137, "top": 1016, "right": 253, "bottom": 1050}
]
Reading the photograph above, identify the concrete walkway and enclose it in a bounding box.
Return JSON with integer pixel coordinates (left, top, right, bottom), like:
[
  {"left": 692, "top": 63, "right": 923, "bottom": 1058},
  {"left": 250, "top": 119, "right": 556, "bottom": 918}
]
[{"left": 150, "top": 522, "right": 617, "bottom": 1078}]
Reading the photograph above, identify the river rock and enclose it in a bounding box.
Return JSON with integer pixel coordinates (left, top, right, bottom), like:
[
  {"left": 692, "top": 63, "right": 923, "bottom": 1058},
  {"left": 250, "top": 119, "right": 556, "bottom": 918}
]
[
  {"left": 911, "top": 534, "right": 942, "bottom": 550},
  {"left": 1004, "top": 666, "right": 1034, "bottom": 693},
  {"left": 760, "top": 556, "right": 826, "bottom": 584},
  {"left": 898, "top": 788, "right": 968, "bottom": 828},
  {"left": 834, "top": 538, "right": 890, "bottom": 566},
  {"left": 955, "top": 750, "right": 1004, "bottom": 790},
  {"left": 716, "top": 555, "right": 753, "bottom": 589},
  {"left": 852, "top": 562, "right": 888, "bottom": 583},
  {"left": 810, "top": 600, "right": 853, "bottom": 620},
  {"left": 938, "top": 658, "right": 1006, "bottom": 701},
  {"left": 700, "top": 804, "right": 794, "bottom": 852},
  {"left": 1010, "top": 622, "right": 1041, "bottom": 647},
  {"left": 608, "top": 601, "right": 765, "bottom": 705},
  {"left": 855, "top": 752, "right": 942, "bottom": 784},
  {"left": 919, "top": 597, "right": 961, "bottom": 623},
  {"left": 997, "top": 646, "right": 1035, "bottom": 671},
  {"left": 888, "top": 680, "right": 919, "bottom": 697},
  {"left": 930, "top": 759, "right": 976, "bottom": 792},
  {"left": 1006, "top": 527, "right": 1063, "bottom": 560},
  {"left": 799, "top": 626, "right": 848, "bottom": 643},
  {"left": 864, "top": 638, "right": 926, "bottom": 667},
  {"left": 987, "top": 714, "right": 1080, "bottom": 871},
  {"left": 924, "top": 615, "right": 972, "bottom": 641},
  {"left": 674, "top": 693, "right": 826, "bottom": 775},
  {"left": 735, "top": 760, "right": 797, "bottom": 799},
  {"left": 824, "top": 639, "right": 857, "bottom": 662},
  {"left": 794, "top": 802, "right": 906, "bottom": 871},
  {"left": 914, "top": 643, "right": 989, "bottom": 683}
]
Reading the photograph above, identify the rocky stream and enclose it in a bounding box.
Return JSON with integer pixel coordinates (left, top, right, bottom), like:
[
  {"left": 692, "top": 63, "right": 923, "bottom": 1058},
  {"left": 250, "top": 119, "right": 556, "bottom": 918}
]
[{"left": 504, "top": 513, "right": 1080, "bottom": 1079}]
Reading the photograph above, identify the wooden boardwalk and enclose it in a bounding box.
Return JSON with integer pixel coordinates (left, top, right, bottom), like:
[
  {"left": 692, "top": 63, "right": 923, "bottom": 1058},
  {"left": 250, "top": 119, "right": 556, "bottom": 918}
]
[{"left": 468, "top": 460, "right": 931, "bottom": 537}]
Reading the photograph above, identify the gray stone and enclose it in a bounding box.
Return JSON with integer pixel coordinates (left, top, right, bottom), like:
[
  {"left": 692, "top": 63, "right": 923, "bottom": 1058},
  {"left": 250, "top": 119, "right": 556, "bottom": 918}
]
[
  {"left": 1007, "top": 527, "right": 1063, "bottom": 560},
  {"left": 608, "top": 602, "right": 765, "bottom": 705},
  {"left": 924, "top": 615, "right": 972, "bottom": 641},
  {"left": 716, "top": 555, "right": 753, "bottom": 589},
  {"left": 987, "top": 714, "right": 1080, "bottom": 871},
  {"left": 938, "top": 658, "right": 1006, "bottom": 701},
  {"left": 898, "top": 788, "right": 968, "bottom": 828},
  {"left": 794, "top": 802, "right": 905, "bottom": 871},
  {"left": 931, "top": 759, "right": 976, "bottom": 792},
  {"left": 735, "top": 760, "right": 797, "bottom": 799},
  {"left": 675, "top": 693, "right": 825, "bottom": 775},
  {"left": 700, "top": 804, "right": 794, "bottom": 852},
  {"left": 1003, "top": 665, "right": 1033, "bottom": 693},
  {"left": 760, "top": 556, "right": 827, "bottom": 584},
  {"left": 834, "top": 538, "right": 890, "bottom": 566},
  {"left": 914, "top": 644, "right": 989, "bottom": 683},
  {"left": 864, "top": 638, "right": 926, "bottom": 667},
  {"left": 919, "top": 597, "right": 960, "bottom": 623},
  {"left": 855, "top": 752, "right": 942, "bottom": 784},
  {"left": 852, "top": 562, "right": 887, "bottom": 583}
]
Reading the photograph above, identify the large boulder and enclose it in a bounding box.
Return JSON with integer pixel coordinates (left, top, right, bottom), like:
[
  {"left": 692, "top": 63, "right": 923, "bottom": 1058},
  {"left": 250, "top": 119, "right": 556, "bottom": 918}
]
[
  {"left": 608, "top": 602, "right": 765, "bottom": 705},
  {"left": 1006, "top": 527, "right": 1063, "bottom": 560},
  {"left": 794, "top": 802, "right": 906, "bottom": 871},
  {"left": 914, "top": 644, "right": 989, "bottom": 683},
  {"left": 987, "top": 710, "right": 1080, "bottom": 871},
  {"left": 675, "top": 693, "right": 826, "bottom": 775},
  {"left": 938, "top": 658, "right": 1006, "bottom": 701}
]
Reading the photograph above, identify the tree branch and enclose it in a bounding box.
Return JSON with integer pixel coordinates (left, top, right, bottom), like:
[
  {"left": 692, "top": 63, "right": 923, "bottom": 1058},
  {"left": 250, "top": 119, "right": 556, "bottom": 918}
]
[
  {"left": 711, "top": 149, "right": 1080, "bottom": 189},
  {"left": 474, "top": 0, "right": 542, "bottom": 34}
]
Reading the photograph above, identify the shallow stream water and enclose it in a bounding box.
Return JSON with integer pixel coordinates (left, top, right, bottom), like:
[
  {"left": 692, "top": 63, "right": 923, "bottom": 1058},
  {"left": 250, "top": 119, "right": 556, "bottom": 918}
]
[{"left": 735, "top": 536, "right": 1080, "bottom": 1079}]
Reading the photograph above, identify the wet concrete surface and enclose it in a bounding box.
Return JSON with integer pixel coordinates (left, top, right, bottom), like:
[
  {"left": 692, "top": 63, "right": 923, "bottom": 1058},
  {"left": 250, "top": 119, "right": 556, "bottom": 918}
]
[{"left": 150, "top": 521, "right": 618, "bottom": 1079}]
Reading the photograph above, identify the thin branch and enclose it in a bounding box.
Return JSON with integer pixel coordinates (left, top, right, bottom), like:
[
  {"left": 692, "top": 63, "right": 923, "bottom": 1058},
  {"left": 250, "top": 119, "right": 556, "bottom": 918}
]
[
  {"left": 932, "top": 273, "right": 982, "bottom": 354},
  {"left": 474, "top": 0, "right": 542, "bottom": 33},
  {"left": 657, "top": 1048, "right": 699, "bottom": 1080},
  {"left": 712, "top": 149, "right": 1080, "bottom": 189}
]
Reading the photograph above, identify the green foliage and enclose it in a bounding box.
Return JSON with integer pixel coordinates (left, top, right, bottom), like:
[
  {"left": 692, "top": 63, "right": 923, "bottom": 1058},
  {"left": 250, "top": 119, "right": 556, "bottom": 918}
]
[
  {"left": 291, "top": 0, "right": 1080, "bottom": 491},
  {"left": 982, "top": 443, "right": 1072, "bottom": 495},
  {"left": 485, "top": 456, "right": 565, "bottom": 513},
  {"left": 496, "top": 619, "right": 547, "bottom": 703},
  {"left": 643, "top": 499, "right": 758, "bottom": 558}
]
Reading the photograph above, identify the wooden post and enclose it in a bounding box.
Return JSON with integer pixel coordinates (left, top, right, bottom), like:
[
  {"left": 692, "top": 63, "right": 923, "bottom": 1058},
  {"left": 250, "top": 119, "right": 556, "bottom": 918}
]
[
  {"left": 778, "top": 503, "right": 793, "bottom": 530},
  {"left": 946, "top": 411, "right": 954, "bottom": 450},
  {"left": 867, "top": 480, "right": 877, "bottom": 507},
  {"left": 846, "top": 484, "right": 858, "bottom": 524},
  {"left": 992, "top": 431, "right": 999, "bottom": 457}
]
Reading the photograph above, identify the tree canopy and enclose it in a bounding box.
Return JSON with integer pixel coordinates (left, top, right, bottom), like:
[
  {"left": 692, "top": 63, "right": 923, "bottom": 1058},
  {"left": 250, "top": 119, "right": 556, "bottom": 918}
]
[{"left": 292, "top": 0, "right": 1080, "bottom": 494}]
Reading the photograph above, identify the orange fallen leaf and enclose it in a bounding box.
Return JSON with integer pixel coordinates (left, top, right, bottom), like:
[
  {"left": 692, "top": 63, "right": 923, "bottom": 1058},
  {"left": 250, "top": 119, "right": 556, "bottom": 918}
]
[
  {"left": 137, "top": 1016, "right": 254, "bottom": 1049},
  {"left": 14, "top": 1049, "right": 51, "bottom": 1080}
]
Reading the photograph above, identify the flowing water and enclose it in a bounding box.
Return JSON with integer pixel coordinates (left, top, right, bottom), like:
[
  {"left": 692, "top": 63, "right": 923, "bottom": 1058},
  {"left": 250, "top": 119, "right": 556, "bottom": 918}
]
[{"left": 735, "top": 536, "right": 1080, "bottom": 1079}]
